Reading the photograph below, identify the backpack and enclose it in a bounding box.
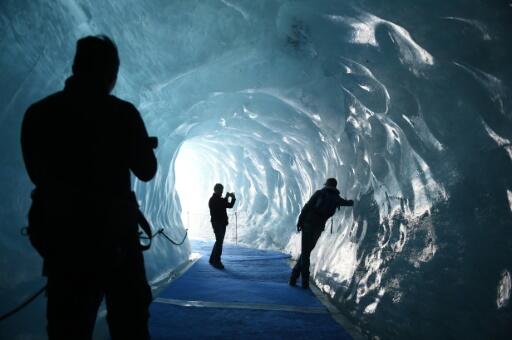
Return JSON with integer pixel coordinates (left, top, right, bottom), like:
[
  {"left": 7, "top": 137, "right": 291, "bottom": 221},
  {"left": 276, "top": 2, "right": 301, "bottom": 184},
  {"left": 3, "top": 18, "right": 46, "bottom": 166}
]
[{"left": 314, "top": 190, "right": 338, "bottom": 218}]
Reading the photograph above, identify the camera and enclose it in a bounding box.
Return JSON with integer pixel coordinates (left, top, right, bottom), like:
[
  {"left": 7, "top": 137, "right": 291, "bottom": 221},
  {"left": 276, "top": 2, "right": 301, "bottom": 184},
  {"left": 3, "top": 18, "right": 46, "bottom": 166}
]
[{"left": 148, "top": 136, "right": 158, "bottom": 149}]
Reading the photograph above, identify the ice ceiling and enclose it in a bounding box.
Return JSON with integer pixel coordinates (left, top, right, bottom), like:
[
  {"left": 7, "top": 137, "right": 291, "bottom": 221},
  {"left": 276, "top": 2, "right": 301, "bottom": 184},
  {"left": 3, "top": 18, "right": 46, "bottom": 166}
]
[{"left": 1, "top": 0, "right": 511, "bottom": 339}]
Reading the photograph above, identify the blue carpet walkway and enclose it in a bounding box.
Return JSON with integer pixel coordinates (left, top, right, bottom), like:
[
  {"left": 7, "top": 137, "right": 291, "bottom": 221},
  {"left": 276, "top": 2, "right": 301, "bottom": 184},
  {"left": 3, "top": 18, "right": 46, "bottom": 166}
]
[{"left": 149, "top": 240, "right": 353, "bottom": 339}]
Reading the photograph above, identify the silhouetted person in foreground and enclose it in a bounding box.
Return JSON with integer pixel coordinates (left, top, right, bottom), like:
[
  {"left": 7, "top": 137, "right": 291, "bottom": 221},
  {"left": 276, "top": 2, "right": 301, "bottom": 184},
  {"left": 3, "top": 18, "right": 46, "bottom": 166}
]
[
  {"left": 209, "top": 183, "right": 236, "bottom": 269},
  {"left": 289, "top": 178, "right": 354, "bottom": 289},
  {"left": 21, "top": 35, "right": 157, "bottom": 340}
]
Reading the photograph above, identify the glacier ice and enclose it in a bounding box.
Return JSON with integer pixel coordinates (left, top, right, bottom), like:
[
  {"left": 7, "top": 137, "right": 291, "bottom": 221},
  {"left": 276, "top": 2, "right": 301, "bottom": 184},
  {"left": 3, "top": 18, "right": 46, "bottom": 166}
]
[{"left": 1, "top": 0, "right": 511, "bottom": 339}]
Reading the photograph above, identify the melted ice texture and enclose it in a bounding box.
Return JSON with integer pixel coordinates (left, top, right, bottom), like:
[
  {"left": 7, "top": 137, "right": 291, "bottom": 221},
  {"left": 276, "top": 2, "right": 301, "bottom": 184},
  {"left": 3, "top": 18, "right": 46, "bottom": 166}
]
[{"left": 1, "top": 1, "right": 511, "bottom": 339}]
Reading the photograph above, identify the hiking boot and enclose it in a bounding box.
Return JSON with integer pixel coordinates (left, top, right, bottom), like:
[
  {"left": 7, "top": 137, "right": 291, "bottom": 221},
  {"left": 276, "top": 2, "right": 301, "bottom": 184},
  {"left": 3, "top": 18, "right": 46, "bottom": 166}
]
[
  {"left": 289, "top": 270, "right": 299, "bottom": 286},
  {"left": 301, "top": 278, "right": 309, "bottom": 289}
]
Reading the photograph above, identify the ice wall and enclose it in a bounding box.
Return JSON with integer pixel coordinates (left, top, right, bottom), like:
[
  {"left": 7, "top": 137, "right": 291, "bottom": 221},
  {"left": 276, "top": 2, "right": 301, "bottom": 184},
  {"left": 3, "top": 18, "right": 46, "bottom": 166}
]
[{"left": 1, "top": 0, "right": 511, "bottom": 339}]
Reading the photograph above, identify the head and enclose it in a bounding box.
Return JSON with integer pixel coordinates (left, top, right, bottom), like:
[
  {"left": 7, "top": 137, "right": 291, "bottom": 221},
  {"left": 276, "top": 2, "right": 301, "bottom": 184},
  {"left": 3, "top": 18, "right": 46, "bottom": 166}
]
[
  {"left": 72, "top": 35, "right": 120, "bottom": 93},
  {"left": 324, "top": 178, "right": 337, "bottom": 189},
  {"left": 213, "top": 183, "right": 224, "bottom": 195}
]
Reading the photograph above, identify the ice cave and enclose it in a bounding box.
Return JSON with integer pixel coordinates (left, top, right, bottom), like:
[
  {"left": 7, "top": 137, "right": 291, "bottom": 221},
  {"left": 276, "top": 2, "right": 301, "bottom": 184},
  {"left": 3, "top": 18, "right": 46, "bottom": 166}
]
[{"left": 0, "top": 0, "right": 511, "bottom": 339}]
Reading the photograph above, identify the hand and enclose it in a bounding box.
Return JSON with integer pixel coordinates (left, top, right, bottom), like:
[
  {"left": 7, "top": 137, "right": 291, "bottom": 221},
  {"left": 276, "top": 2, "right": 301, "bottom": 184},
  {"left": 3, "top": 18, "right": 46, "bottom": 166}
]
[{"left": 348, "top": 199, "right": 354, "bottom": 206}]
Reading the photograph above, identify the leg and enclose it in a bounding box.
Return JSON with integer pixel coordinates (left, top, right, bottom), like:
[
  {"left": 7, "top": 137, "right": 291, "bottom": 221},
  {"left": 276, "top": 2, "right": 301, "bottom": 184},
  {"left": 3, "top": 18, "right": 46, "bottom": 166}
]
[
  {"left": 46, "top": 270, "right": 103, "bottom": 340},
  {"left": 210, "top": 223, "right": 226, "bottom": 265},
  {"left": 300, "top": 228, "right": 323, "bottom": 288},
  {"left": 209, "top": 224, "right": 219, "bottom": 263},
  {"left": 292, "top": 254, "right": 302, "bottom": 277},
  {"left": 104, "top": 249, "right": 152, "bottom": 340},
  {"left": 289, "top": 254, "right": 302, "bottom": 286},
  {"left": 216, "top": 225, "right": 226, "bottom": 263}
]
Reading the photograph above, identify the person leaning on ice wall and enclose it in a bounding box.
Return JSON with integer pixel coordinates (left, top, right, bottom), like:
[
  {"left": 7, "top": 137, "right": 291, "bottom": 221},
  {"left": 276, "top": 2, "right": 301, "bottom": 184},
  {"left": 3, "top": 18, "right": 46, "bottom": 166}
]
[{"left": 289, "top": 178, "right": 354, "bottom": 289}]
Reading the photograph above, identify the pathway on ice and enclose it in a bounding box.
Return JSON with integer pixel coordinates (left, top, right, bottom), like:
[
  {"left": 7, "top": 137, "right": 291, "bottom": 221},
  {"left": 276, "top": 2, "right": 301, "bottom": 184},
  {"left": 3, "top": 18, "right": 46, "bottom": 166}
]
[{"left": 149, "top": 240, "right": 354, "bottom": 339}]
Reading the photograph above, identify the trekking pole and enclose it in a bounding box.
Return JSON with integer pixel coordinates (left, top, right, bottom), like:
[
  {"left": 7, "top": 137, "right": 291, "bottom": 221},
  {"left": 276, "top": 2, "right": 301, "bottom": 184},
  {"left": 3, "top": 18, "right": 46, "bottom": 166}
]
[{"left": 330, "top": 218, "right": 333, "bottom": 234}]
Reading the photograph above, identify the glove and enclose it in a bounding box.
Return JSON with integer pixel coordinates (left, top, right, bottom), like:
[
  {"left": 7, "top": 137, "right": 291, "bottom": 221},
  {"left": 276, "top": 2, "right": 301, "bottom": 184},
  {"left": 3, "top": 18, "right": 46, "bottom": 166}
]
[
  {"left": 348, "top": 199, "right": 354, "bottom": 206},
  {"left": 297, "top": 223, "right": 303, "bottom": 232}
]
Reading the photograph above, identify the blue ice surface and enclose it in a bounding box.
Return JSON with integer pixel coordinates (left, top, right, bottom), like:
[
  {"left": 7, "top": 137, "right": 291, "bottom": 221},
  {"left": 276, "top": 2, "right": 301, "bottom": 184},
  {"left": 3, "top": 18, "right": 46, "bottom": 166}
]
[{"left": 150, "top": 240, "right": 351, "bottom": 339}]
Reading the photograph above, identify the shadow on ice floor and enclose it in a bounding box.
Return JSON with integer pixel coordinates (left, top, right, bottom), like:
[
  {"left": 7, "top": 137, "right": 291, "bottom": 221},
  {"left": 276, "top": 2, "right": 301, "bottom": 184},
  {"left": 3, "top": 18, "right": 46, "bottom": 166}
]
[{"left": 149, "top": 240, "right": 354, "bottom": 339}]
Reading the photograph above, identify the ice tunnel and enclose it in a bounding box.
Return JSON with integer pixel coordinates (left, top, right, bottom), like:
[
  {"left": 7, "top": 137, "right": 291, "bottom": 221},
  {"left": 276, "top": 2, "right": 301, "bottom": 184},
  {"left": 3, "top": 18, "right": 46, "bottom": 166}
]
[{"left": 1, "top": 0, "right": 512, "bottom": 339}]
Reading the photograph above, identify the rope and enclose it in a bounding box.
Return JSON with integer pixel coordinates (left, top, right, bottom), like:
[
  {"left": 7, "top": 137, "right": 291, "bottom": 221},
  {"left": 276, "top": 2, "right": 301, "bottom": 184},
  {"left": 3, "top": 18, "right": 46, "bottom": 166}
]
[
  {"left": 139, "top": 228, "right": 188, "bottom": 246},
  {"left": 2, "top": 227, "right": 187, "bottom": 323},
  {"left": 0, "top": 285, "right": 46, "bottom": 322},
  {"left": 155, "top": 228, "right": 188, "bottom": 246}
]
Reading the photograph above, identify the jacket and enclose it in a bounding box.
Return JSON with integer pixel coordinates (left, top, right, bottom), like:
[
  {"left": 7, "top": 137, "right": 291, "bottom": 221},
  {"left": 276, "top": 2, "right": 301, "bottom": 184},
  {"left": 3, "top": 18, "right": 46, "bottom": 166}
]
[
  {"left": 21, "top": 76, "right": 157, "bottom": 272},
  {"left": 297, "top": 187, "right": 353, "bottom": 230},
  {"left": 209, "top": 193, "right": 236, "bottom": 226}
]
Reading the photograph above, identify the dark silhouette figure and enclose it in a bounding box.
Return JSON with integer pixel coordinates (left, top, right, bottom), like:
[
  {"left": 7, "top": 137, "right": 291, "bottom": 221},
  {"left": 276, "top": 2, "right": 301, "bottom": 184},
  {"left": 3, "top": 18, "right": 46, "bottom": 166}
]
[
  {"left": 21, "top": 35, "right": 157, "bottom": 340},
  {"left": 208, "top": 183, "right": 236, "bottom": 269},
  {"left": 289, "top": 178, "right": 354, "bottom": 289}
]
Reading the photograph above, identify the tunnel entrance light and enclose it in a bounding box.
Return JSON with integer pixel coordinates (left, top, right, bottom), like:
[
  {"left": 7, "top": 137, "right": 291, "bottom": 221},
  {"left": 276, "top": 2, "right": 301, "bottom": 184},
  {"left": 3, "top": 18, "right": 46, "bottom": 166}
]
[
  {"left": 174, "top": 139, "right": 213, "bottom": 240},
  {"left": 174, "top": 138, "right": 239, "bottom": 241}
]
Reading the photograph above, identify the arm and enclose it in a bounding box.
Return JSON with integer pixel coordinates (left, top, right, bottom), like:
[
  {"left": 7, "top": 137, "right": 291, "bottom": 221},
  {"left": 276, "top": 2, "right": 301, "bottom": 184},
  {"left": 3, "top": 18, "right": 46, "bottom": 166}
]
[
  {"left": 128, "top": 104, "right": 157, "bottom": 182},
  {"left": 21, "top": 105, "right": 44, "bottom": 186},
  {"left": 338, "top": 196, "right": 354, "bottom": 207}
]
